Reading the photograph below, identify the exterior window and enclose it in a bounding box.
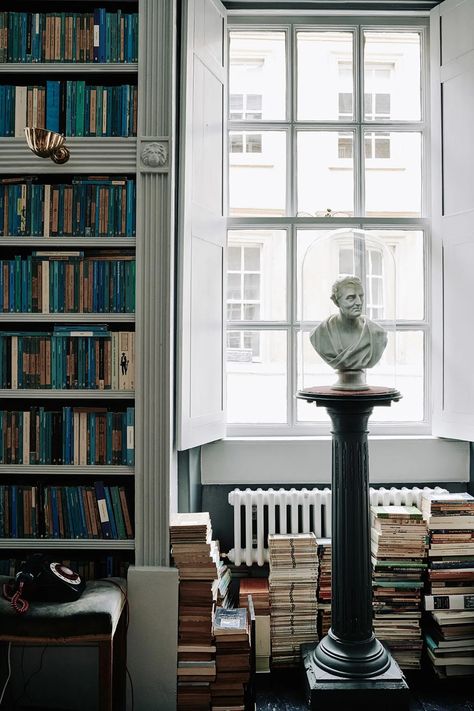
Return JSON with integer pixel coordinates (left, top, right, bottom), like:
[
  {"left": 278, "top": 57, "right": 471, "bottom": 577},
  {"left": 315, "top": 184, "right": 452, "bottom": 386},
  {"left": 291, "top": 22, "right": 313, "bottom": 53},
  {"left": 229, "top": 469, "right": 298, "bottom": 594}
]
[{"left": 227, "top": 23, "right": 427, "bottom": 433}]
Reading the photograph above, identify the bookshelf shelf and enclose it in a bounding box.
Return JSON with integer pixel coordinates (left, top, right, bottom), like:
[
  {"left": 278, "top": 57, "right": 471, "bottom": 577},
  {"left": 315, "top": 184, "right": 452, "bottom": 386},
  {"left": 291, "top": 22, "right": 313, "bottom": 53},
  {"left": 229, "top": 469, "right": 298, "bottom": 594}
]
[
  {"left": 1, "top": 539, "right": 135, "bottom": 550},
  {"left": 0, "top": 137, "right": 137, "bottom": 173},
  {"left": 0, "top": 465, "right": 133, "bottom": 474},
  {"left": 0, "top": 63, "right": 138, "bottom": 74},
  {"left": 0, "top": 389, "right": 134, "bottom": 399},
  {"left": 0, "top": 238, "right": 136, "bottom": 247},
  {"left": 0, "top": 314, "right": 135, "bottom": 322}
]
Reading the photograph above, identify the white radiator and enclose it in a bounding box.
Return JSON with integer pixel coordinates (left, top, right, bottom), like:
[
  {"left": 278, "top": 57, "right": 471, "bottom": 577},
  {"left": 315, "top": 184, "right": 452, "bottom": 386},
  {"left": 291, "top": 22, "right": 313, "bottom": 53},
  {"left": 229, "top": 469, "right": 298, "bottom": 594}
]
[{"left": 227, "top": 486, "right": 449, "bottom": 566}]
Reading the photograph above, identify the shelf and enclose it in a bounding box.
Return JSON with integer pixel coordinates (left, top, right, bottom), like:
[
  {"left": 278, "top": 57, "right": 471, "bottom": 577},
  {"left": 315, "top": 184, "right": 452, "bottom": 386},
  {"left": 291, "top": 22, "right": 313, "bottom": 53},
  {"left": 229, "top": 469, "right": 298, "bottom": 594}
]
[
  {"left": 1, "top": 538, "right": 135, "bottom": 550},
  {"left": 0, "top": 137, "right": 137, "bottom": 173},
  {"left": 0, "top": 465, "right": 133, "bottom": 474},
  {"left": 0, "top": 389, "right": 134, "bottom": 399},
  {"left": 0, "top": 237, "right": 136, "bottom": 246},
  {"left": 0, "top": 313, "right": 135, "bottom": 322},
  {"left": 0, "top": 63, "right": 138, "bottom": 74}
]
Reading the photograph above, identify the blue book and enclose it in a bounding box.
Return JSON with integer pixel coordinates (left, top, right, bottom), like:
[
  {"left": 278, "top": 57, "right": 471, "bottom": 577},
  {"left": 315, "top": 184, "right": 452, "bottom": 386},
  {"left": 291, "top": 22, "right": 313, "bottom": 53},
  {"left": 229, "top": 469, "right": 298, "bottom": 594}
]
[
  {"left": 11, "top": 485, "right": 18, "bottom": 537},
  {"left": 46, "top": 80, "right": 60, "bottom": 133},
  {"left": 94, "top": 480, "right": 112, "bottom": 538},
  {"left": 104, "top": 486, "right": 117, "bottom": 539},
  {"left": 50, "top": 486, "right": 60, "bottom": 538},
  {"left": 99, "top": 9, "right": 106, "bottom": 63}
]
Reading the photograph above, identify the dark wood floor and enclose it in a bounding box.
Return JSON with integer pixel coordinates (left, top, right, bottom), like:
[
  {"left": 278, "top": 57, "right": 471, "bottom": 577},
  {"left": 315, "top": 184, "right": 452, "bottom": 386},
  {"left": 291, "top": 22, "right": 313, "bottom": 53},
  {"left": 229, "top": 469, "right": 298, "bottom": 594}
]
[{"left": 255, "top": 668, "right": 474, "bottom": 711}]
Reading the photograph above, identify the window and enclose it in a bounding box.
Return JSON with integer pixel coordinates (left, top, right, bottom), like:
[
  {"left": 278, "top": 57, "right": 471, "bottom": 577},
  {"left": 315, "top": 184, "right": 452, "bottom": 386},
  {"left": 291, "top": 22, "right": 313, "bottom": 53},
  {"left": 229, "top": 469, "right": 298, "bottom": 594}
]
[
  {"left": 227, "top": 243, "right": 262, "bottom": 358},
  {"left": 227, "top": 22, "right": 427, "bottom": 434}
]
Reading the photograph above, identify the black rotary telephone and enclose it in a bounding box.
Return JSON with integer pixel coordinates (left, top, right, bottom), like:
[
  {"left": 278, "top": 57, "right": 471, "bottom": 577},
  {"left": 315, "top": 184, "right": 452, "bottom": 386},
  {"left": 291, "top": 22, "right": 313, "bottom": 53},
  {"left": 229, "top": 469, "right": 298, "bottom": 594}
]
[{"left": 3, "top": 554, "right": 86, "bottom": 613}]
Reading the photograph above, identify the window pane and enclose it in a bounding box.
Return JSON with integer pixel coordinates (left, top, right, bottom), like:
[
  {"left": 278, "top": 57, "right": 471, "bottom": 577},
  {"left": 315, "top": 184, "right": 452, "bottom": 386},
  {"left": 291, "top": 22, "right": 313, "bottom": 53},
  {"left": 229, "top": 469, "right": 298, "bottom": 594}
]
[
  {"left": 365, "top": 230, "right": 424, "bottom": 320},
  {"left": 230, "top": 134, "right": 243, "bottom": 153},
  {"left": 364, "top": 32, "right": 421, "bottom": 121},
  {"left": 228, "top": 230, "right": 287, "bottom": 321},
  {"left": 227, "top": 272, "right": 242, "bottom": 300},
  {"left": 227, "top": 330, "right": 287, "bottom": 423},
  {"left": 365, "top": 132, "right": 421, "bottom": 217},
  {"left": 229, "top": 131, "right": 287, "bottom": 217},
  {"left": 229, "top": 31, "right": 286, "bottom": 120},
  {"left": 297, "top": 31, "right": 354, "bottom": 120},
  {"left": 227, "top": 303, "right": 242, "bottom": 320},
  {"left": 228, "top": 246, "right": 241, "bottom": 271},
  {"left": 244, "top": 273, "right": 260, "bottom": 300},
  {"left": 297, "top": 330, "right": 424, "bottom": 422},
  {"left": 297, "top": 131, "right": 354, "bottom": 217}
]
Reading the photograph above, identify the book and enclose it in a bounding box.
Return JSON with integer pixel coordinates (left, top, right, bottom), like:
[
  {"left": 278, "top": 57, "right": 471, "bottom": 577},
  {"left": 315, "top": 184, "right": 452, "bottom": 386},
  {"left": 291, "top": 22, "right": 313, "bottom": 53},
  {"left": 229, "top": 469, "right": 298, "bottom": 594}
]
[{"left": 425, "top": 594, "right": 474, "bottom": 611}]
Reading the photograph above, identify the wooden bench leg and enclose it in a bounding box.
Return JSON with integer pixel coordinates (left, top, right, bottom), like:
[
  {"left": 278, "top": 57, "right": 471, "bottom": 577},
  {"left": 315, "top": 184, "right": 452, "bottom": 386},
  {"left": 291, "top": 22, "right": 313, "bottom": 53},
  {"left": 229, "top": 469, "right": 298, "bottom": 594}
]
[
  {"left": 98, "top": 640, "right": 113, "bottom": 711},
  {"left": 112, "top": 608, "right": 127, "bottom": 711}
]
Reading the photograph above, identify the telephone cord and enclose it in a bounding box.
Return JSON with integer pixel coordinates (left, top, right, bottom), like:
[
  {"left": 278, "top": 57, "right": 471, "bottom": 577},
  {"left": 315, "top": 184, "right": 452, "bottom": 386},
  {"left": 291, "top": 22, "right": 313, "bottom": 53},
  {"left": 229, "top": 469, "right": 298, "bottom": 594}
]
[{"left": 2, "top": 581, "right": 29, "bottom": 614}]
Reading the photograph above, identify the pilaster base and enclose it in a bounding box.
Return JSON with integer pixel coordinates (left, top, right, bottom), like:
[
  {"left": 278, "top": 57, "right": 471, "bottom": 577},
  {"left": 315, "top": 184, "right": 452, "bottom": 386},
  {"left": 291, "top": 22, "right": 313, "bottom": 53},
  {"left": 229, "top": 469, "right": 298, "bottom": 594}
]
[{"left": 301, "top": 643, "right": 410, "bottom": 711}]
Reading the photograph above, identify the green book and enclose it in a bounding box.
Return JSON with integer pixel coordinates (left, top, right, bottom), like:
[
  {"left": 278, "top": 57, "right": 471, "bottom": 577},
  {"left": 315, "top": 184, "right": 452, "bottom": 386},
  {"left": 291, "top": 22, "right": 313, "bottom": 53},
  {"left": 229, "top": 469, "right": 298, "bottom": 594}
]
[{"left": 371, "top": 505, "right": 423, "bottom": 520}]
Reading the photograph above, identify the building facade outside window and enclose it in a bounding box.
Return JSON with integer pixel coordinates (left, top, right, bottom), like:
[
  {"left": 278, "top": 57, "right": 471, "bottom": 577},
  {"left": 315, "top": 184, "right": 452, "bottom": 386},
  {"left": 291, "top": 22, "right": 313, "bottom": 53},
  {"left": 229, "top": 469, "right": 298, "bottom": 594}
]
[{"left": 226, "top": 19, "right": 428, "bottom": 434}]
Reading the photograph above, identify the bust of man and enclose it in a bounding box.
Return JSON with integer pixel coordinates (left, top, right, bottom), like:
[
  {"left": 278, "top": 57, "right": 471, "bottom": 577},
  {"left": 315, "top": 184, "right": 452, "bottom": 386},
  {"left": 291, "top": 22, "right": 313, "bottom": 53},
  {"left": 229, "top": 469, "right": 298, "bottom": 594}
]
[{"left": 310, "top": 276, "right": 387, "bottom": 377}]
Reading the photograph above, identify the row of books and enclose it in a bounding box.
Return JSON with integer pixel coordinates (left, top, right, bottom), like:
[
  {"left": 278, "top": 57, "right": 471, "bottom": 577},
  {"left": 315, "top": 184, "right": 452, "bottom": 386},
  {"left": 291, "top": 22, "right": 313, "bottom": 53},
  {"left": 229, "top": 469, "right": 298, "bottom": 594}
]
[
  {"left": 0, "top": 406, "right": 135, "bottom": 465},
  {"left": 0, "top": 252, "right": 136, "bottom": 313},
  {"left": 1, "top": 177, "right": 136, "bottom": 237},
  {"left": 422, "top": 491, "right": 474, "bottom": 678},
  {"left": 0, "top": 555, "right": 130, "bottom": 580},
  {"left": 0, "top": 482, "right": 133, "bottom": 539},
  {"left": 0, "top": 10, "right": 139, "bottom": 63},
  {"left": 0, "top": 327, "right": 135, "bottom": 391},
  {"left": 0, "top": 82, "right": 138, "bottom": 137}
]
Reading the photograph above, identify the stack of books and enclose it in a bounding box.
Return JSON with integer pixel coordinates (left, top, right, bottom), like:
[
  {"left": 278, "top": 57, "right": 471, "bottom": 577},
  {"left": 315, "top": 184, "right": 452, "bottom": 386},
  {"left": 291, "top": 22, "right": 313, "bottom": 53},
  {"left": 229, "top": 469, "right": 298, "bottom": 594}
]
[
  {"left": 268, "top": 532, "right": 319, "bottom": 667},
  {"left": 422, "top": 491, "right": 474, "bottom": 678},
  {"left": 211, "top": 607, "right": 251, "bottom": 711},
  {"left": 170, "top": 512, "right": 220, "bottom": 711},
  {"left": 317, "top": 538, "right": 332, "bottom": 637},
  {"left": 239, "top": 578, "right": 270, "bottom": 672},
  {"left": 371, "top": 505, "right": 428, "bottom": 669}
]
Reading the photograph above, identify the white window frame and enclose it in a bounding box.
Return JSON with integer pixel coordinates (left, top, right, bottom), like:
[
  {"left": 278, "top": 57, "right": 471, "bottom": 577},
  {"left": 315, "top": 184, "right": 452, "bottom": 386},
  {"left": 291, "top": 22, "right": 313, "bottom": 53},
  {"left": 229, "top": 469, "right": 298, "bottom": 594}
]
[{"left": 226, "top": 15, "right": 432, "bottom": 438}]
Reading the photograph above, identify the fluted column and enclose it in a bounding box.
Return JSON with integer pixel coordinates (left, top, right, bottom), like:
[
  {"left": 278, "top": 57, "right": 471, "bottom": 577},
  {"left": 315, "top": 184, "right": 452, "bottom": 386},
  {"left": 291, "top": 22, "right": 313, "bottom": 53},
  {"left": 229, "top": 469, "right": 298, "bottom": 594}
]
[{"left": 135, "top": 0, "right": 176, "bottom": 566}]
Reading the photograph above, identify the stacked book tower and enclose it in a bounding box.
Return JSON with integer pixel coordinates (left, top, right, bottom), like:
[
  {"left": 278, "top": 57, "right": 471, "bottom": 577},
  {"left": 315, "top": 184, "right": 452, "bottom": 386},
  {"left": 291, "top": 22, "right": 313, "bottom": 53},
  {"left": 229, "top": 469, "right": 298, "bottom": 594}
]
[
  {"left": 268, "top": 532, "right": 319, "bottom": 667},
  {"left": 170, "top": 512, "right": 220, "bottom": 711},
  {"left": 371, "top": 505, "right": 428, "bottom": 669},
  {"left": 317, "top": 538, "right": 332, "bottom": 638},
  {"left": 239, "top": 578, "right": 271, "bottom": 672},
  {"left": 211, "top": 607, "right": 251, "bottom": 711},
  {"left": 422, "top": 491, "right": 474, "bottom": 678}
]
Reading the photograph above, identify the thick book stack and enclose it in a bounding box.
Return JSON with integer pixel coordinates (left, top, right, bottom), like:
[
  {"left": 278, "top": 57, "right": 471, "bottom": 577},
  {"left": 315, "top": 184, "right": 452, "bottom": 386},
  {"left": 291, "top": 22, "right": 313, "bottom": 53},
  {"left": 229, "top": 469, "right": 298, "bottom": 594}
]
[
  {"left": 0, "top": 81, "right": 138, "bottom": 137},
  {"left": 371, "top": 505, "right": 428, "bottom": 669},
  {"left": 0, "top": 327, "right": 134, "bottom": 390},
  {"left": 212, "top": 607, "right": 251, "bottom": 711},
  {"left": 0, "top": 405, "right": 135, "bottom": 465},
  {"left": 0, "top": 176, "right": 136, "bottom": 237},
  {"left": 0, "top": 10, "right": 138, "bottom": 63},
  {"left": 239, "top": 578, "right": 270, "bottom": 673},
  {"left": 317, "top": 538, "right": 332, "bottom": 637},
  {"left": 422, "top": 491, "right": 474, "bottom": 678},
  {"left": 0, "top": 251, "right": 136, "bottom": 314},
  {"left": 0, "top": 481, "right": 133, "bottom": 540},
  {"left": 268, "top": 532, "right": 319, "bottom": 667},
  {"left": 170, "top": 512, "right": 220, "bottom": 711}
]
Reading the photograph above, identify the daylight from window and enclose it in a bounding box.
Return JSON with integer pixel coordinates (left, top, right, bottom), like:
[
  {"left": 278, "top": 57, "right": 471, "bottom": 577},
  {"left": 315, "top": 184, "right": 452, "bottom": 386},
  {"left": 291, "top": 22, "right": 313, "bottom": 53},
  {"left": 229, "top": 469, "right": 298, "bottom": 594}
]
[{"left": 226, "top": 25, "right": 427, "bottom": 432}]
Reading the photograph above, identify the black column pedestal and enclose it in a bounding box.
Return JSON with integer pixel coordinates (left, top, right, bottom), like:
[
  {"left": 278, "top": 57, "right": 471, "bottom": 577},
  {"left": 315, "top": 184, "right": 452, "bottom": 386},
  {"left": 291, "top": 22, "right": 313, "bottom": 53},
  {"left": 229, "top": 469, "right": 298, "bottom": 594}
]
[{"left": 296, "top": 386, "right": 409, "bottom": 710}]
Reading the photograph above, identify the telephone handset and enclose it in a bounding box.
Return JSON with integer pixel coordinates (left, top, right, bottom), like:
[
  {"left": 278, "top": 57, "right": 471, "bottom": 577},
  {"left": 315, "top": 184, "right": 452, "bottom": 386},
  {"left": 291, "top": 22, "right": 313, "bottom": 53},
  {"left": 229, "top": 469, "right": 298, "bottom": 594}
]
[{"left": 2, "top": 554, "right": 86, "bottom": 613}]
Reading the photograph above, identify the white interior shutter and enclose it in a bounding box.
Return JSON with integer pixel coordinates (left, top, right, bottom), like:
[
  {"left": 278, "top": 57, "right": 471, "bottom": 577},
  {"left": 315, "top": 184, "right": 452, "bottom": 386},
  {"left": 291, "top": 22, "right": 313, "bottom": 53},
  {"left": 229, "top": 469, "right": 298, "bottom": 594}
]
[
  {"left": 431, "top": 0, "right": 474, "bottom": 440},
  {"left": 177, "top": 0, "right": 227, "bottom": 450}
]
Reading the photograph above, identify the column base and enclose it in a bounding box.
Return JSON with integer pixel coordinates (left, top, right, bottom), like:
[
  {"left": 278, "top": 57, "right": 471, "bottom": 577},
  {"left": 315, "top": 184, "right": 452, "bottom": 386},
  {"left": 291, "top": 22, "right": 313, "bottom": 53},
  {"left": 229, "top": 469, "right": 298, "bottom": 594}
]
[{"left": 301, "top": 643, "right": 410, "bottom": 711}]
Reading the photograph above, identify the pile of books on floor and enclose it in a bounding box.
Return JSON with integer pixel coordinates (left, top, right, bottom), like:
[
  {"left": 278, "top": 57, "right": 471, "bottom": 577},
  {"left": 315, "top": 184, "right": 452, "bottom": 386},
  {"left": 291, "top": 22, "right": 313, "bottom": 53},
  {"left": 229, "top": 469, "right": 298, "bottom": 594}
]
[
  {"left": 170, "top": 512, "right": 220, "bottom": 711},
  {"left": 371, "top": 505, "right": 428, "bottom": 669},
  {"left": 317, "top": 538, "right": 332, "bottom": 637},
  {"left": 239, "top": 577, "right": 270, "bottom": 672},
  {"left": 268, "top": 532, "right": 319, "bottom": 667},
  {"left": 422, "top": 491, "right": 474, "bottom": 678},
  {"left": 212, "top": 607, "right": 251, "bottom": 711}
]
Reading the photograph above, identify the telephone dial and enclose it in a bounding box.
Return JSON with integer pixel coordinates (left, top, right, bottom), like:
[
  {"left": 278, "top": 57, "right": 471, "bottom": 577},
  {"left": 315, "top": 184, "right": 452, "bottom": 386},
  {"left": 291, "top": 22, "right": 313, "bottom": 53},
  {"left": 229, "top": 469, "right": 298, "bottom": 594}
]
[{"left": 2, "top": 554, "right": 85, "bottom": 613}]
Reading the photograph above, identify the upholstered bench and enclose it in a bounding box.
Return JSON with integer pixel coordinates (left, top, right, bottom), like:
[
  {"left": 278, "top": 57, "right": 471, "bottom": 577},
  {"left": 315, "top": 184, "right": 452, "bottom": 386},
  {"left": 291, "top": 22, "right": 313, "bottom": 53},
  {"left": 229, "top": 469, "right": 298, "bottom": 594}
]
[{"left": 0, "top": 576, "right": 127, "bottom": 711}]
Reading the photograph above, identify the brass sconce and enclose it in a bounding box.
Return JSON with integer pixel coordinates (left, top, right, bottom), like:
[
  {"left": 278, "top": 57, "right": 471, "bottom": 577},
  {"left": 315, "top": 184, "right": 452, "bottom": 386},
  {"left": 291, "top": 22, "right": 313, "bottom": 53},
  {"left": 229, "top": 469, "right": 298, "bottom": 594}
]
[{"left": 24, "top": 127, "right": 70, "bottom": 164}]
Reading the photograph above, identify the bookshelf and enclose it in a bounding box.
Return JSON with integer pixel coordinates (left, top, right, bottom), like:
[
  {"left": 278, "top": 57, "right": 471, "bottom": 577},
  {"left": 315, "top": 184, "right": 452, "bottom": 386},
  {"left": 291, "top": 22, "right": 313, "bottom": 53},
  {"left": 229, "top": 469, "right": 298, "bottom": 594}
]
[{"left": 0, "top": 1, "right": 140, "bottom": 575}]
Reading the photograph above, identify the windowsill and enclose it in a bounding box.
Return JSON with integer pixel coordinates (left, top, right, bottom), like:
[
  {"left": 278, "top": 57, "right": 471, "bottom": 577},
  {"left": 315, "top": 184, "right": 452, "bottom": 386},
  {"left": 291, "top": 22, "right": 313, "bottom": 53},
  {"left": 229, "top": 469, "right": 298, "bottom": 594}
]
[{"left": 201, "top": 435, "right": 470, "bottom": 485}]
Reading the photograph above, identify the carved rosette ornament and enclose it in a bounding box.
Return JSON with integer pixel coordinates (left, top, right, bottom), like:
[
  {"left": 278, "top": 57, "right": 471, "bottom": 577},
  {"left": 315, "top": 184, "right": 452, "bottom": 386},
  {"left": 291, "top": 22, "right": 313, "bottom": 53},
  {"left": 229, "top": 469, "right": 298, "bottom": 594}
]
[{"left": 140, "top": 141, "right": 168, "bottom": 170}]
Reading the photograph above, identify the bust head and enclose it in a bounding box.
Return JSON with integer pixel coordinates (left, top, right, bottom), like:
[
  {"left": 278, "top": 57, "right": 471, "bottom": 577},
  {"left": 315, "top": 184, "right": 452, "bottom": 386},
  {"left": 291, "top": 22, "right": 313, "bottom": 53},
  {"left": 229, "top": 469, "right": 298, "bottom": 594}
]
[{"left": 330, "top": 276, "right": 364, "bottom": 321}]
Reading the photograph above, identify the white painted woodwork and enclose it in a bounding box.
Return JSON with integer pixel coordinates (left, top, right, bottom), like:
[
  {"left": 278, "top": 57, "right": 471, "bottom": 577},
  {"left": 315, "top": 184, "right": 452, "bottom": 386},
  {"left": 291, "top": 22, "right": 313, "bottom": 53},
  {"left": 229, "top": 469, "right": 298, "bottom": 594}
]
[{"left": 177, "top": 0, "right": 227, "bottom": 450}]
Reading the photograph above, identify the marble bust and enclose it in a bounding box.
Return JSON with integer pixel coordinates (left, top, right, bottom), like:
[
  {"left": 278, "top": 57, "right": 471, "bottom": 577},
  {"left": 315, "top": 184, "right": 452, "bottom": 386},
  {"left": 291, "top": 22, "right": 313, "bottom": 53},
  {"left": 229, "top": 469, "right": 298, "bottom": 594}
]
[{"left": 309, "top": 275, "right": 387, "bottom": 390}]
